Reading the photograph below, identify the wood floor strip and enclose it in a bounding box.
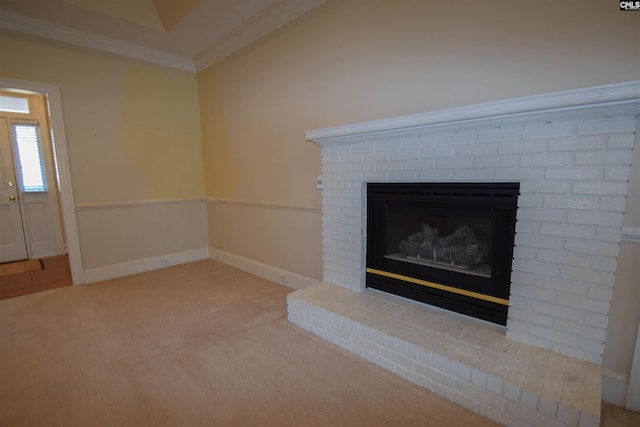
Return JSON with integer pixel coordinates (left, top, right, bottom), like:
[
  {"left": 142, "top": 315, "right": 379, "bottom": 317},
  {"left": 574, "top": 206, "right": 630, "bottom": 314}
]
[
  {"left": 0, "top": 255, "right": 71, "bottom": 300},
  {"left": 0, "top": 258, "right": 42, "bottom": 277}
]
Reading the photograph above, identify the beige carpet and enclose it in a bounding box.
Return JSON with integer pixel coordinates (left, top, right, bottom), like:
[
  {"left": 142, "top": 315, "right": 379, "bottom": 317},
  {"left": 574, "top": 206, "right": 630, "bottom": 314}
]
[
  {"left": 1, "top": 260, "right": 638, "bottom": 426},
  {"left": 0, "top": 260, "right": 502, "bottom": 426}
]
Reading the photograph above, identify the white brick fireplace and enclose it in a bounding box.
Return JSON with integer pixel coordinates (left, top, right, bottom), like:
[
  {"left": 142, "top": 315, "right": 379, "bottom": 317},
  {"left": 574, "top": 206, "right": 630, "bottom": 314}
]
[{"left": 288, "top": 81, "right": 640, "bottom": 426}]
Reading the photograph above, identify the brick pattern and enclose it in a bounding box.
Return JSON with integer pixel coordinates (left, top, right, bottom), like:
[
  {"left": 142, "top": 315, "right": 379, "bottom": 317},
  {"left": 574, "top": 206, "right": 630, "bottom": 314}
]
[
  {"left": 319, "top": 115, "right": 637, "bottom": 365},
  {"left": 288, "top": 283, "right": 601, "bottom": 427}
]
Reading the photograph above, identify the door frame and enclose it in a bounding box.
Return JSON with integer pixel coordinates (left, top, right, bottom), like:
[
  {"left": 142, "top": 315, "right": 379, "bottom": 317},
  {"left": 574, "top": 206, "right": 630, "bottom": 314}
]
[{"left": 0, "top": 77, "right": 84, "bottom": 285}]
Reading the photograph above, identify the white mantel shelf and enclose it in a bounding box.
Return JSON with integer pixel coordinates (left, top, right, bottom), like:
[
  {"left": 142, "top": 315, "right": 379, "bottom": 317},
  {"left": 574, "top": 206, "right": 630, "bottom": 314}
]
[{"left": 306, "top": 81, "right": 640, "bottom": 145}]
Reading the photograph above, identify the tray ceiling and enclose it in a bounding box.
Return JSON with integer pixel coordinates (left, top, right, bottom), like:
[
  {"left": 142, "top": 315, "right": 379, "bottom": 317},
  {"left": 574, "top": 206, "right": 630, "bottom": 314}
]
[{"left": 0, "top": 0, "right": 325, "bottom": 72}]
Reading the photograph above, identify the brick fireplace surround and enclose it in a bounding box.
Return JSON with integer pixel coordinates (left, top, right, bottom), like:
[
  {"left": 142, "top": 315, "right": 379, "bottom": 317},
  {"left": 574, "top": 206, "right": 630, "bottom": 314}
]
[{"left": 288, "top": 81, "right": 640, "bottom": 426}]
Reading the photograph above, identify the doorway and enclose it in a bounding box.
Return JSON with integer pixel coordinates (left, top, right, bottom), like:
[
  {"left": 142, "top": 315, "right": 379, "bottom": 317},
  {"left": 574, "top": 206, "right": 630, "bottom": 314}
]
[
  {"left": 0, "top": 90, "right": 65, "bottom": 264},
  {"left": 0, "top": 78, "right": 84, "bottom": 285}
]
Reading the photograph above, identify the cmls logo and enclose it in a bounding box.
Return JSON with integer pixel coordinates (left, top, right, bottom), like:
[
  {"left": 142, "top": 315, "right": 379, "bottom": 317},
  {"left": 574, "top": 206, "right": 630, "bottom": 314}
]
[{"left": 620, "top": 1, "right": 640, "bottom": 10}]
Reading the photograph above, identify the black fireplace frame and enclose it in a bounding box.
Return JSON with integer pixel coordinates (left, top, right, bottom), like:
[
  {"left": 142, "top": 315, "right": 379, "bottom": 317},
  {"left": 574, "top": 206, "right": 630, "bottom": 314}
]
[{"left": 366, "top": 182, "right": 519, "bottom": 325}]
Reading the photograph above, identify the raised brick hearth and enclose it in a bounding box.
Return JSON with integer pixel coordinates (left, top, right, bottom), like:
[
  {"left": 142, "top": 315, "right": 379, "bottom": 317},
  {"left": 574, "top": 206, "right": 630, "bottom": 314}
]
[
  {"left": 288, "top": 81, "right": 640, "bottom": 426},
  {"left": 288, "top": 283, "right": 600, "bottom": 426}
]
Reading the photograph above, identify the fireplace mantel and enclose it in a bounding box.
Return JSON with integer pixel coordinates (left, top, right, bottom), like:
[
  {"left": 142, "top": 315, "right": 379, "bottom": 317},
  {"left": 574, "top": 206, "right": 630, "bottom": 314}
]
[{"left": 306, "top": 81, "right": 640, "bottom": 145}]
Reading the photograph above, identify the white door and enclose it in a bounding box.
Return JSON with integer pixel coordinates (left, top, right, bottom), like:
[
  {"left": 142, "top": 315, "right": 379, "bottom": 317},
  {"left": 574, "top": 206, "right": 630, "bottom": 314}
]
[
  {"left": 0, "top": 91, "right": 64, "bottom": 262},
  {"left": 12, "top": 118, "right": 65, "bottom": 258},
  {"left": 0, "top": 117, "right": 28, "bottom": 262}
]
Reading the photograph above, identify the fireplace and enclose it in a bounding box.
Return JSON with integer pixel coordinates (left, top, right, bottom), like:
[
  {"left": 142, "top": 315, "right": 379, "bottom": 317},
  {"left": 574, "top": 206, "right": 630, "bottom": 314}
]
[
  {"left": 287, "top": 82, "right": 640, "bottom": 427},
  {"left": 366, "top": 182, "right": 519, "bottom": 325},
  {"left": 299, "top": 81, "right": 640, "bottom": 366},
  {"left": 288, "top": 82, "right": 640, "bottom": 427}
]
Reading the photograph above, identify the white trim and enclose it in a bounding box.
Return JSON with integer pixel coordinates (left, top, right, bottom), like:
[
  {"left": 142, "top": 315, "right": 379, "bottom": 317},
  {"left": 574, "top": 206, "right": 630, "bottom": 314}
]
[
  {"left": 0, "top": 77, "right": 85, "bottom": 285},
  {"left": 194, "top": 0, "right": 325, "bottom": 71},
  {"left": 209, "top": 247, "right": 317, "bottom": 290},
  {"left": 602, "top": 369, "right": 629, "bottom": 406},
  {"left": 206, "top": 197, "right": 321, "bottom": 215},
  {"left": 306, "top": 81, "right": 640, "bottom": 145},
  {"left": 83, "top": 247, "right": 209, "bottom": 284},
  {"left": 76, "top": 198, "right": 205, "bottom": 211},
  {"left": 622, "top": 226, "right": 640, "bottom": 244},
  {"left": 0, "top": 10, "right": 196, "bottom": 73},
  {"left": 626, "top": 320, "right": 640, "bottom": 411}
]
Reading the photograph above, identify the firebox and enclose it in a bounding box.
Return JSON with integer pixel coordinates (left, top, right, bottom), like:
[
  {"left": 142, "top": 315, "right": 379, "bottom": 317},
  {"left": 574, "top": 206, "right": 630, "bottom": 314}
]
[{"left": 366, "top": 182, "right": 519, "bottom": 325}]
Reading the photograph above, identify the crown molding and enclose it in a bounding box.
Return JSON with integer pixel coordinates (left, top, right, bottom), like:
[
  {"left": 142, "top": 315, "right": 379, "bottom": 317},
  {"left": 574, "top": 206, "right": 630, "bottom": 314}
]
[
  {"left": 194, "top": 0, "right": 325, "bottom": 71},
  {"left": 306, "top": 81, "right": 640, "bottom": 146},
  {"left": 0, "top": 10, "right": 196, "bottom": 73}
]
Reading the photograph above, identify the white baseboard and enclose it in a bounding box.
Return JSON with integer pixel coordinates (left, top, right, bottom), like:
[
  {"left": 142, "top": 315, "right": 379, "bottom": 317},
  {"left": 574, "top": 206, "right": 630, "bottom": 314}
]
[
  {"left": 602, "top": 369, "right": 628, "bottom": 406},
  {"left": 209, "top": 247, "right": 317, "bottom": 290},
  {"left": 83, "top": 248, "right": 210, "bottom": 284}
]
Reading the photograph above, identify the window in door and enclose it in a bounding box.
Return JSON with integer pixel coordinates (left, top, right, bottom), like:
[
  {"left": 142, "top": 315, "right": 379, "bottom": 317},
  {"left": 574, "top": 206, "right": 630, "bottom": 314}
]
[{"left": 12, "top": 123, "right": 47, "bottom": 192}]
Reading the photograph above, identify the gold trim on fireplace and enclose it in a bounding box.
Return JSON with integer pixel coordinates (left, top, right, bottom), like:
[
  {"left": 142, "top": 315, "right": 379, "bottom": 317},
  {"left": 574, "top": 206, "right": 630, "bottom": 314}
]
[{"left": 366, "top": 268, "right": 510, "bottom": 306}]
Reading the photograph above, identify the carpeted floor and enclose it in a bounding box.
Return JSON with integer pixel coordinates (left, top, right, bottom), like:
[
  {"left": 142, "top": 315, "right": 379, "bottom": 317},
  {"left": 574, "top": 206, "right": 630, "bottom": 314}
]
[
  {"left": 0, "top": 260, "right": 637, "bottom": 426},
  {"left": 0, "top": 260, "right": 498, "bottom": 426}
]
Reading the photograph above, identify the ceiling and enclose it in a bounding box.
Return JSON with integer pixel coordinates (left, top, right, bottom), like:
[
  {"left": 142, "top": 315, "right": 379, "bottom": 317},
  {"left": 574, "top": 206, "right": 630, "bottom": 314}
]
[{"left": 0, "top": 0, "right": 325, "bottom": 72}]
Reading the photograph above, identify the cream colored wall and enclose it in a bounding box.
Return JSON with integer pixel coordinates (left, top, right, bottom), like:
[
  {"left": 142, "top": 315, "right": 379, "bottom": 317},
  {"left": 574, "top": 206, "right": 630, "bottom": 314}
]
[
  {"left": 606, "top": 243, "right": 640, "bottom": 371},
  {"left": 199, "top": 0, "right": 640, "bottom": 270},
  {"left": 197, "top": 0, "right": 640, "bottom": 381},
  {"left": 206, "top": 201, "right": 321, "bottom": 282},
  {"left": 0, "top": 34, "right": 203, "bottom": 203},
  {"left": 603, "top": 119, "right": 640, "bottom": 386},
  {"left": 0, "top": 32, "right": 206, "bottom": 269},
  {"left": 77, "top": 200, "right": 207, "bottom": 270}
]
